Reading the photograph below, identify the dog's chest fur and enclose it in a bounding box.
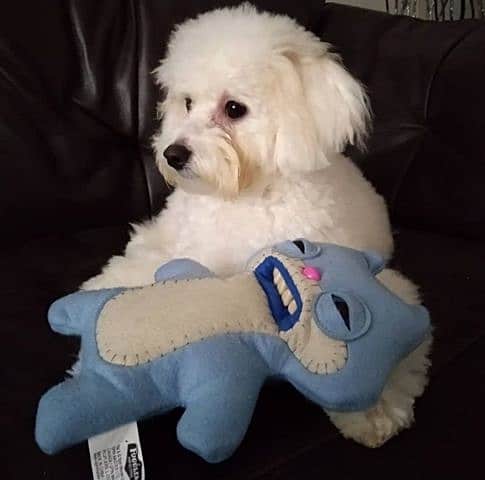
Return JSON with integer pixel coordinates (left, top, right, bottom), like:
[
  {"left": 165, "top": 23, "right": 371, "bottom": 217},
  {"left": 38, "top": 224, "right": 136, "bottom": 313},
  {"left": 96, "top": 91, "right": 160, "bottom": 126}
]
[
  {"left": 146, "top": 190, "right": 322, "bottom": 271},
  {"left": 124, "top": 159, "right": 392, "bottom": 282}
]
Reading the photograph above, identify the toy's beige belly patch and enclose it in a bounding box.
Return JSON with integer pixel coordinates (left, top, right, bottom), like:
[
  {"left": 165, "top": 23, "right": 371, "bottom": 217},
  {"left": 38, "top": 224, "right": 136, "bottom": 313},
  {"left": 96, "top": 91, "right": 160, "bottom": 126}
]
[{"left": 96, "top": 274, "right": 277, "bottom": 366}]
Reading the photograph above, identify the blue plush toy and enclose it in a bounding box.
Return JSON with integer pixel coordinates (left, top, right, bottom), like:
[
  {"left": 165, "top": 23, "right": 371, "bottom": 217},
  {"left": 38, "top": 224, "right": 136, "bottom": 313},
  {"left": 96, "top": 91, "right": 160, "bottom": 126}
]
[{"left": 36, "top": 240, "right": 430, "bottom": 463}]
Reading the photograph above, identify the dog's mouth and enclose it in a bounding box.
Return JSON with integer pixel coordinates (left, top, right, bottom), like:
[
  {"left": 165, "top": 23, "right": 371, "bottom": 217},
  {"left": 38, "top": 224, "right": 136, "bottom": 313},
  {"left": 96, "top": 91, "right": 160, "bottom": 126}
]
[
  {"left": 254, "top": 255, "right": 306, "bottom": 331},
  {"left": 175, "top": 164, "right": 195, "bottom": 178}
]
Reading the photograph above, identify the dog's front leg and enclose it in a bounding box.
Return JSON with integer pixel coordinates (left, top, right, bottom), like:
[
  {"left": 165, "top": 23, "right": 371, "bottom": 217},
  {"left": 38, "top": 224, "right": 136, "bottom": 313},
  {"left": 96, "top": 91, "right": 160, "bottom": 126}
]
[
  {"left": 81, "top": 254, "right": 168, "bottom": 290},
  {"left": 80, "top": 224, "right": 178, "bottom": 290}
]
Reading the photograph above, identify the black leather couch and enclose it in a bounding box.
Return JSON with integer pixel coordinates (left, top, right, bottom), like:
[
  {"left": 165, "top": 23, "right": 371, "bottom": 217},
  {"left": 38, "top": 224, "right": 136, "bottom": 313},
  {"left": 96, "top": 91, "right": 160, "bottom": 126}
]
[{"left": 2, "top": 2, "right": 484, "bottom": 478}]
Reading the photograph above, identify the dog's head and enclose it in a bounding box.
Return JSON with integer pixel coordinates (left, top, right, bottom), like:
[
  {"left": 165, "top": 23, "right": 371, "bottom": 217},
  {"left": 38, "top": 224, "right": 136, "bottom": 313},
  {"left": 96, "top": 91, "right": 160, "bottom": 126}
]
[{"left": 153, "top": 3, "right": 370, "bottom": 198}]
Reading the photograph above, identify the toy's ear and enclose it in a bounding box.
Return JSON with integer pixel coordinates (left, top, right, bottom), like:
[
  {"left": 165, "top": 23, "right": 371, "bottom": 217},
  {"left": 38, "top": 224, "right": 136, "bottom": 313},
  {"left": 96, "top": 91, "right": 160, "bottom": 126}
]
[
  {"left": 154, "top": 259, "right": 216, "bottom": 282},
  {"left": 363, "top": 250, "right": 386, "bottom": 275}
]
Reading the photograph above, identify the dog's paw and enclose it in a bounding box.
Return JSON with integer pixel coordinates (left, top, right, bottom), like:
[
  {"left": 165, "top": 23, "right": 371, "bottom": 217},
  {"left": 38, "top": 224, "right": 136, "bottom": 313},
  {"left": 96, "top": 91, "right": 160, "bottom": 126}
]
[
  {"left": 80, "top": 275, "right": 103, "bottom": 291},
  {"left": 327, "top": 339, "right": 432, "bottom": 448},
  {"left": 328, "top": 401, "right": 412, "bottom": 448}
]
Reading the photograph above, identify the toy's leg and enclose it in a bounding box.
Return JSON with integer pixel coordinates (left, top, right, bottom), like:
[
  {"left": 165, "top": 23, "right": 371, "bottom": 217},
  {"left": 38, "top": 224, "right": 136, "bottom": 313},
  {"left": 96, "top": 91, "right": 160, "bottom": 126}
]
[
  {"left": 176, "top": 374, "right": 265, "bottom": 463},
  {"left": 35, "top": 374, "right": 164, "bottom": 454},
  {"left": 48, "top": 289, "right": 120, "bottom": 335},
  {"left": 326, "top": 268, "right": 432, "bottom": 447}
]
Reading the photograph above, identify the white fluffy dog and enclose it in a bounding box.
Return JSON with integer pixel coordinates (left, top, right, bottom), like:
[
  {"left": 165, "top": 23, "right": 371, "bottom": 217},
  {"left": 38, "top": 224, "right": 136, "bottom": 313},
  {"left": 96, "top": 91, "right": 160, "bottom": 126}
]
[{"left": 83, "top": 3, "right": 431, "bottom": 448}]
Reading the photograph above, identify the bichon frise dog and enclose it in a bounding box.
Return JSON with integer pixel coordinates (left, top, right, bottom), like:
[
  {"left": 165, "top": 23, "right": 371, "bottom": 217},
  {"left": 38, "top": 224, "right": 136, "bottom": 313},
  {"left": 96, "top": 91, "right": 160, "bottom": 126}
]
[{"left": 83, "top": 3, "right": 431, "bottom": 448}]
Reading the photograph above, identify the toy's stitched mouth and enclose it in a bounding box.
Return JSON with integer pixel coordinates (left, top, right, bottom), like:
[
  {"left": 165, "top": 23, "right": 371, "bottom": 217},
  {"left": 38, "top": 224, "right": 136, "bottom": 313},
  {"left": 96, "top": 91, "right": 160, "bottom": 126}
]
[{"left": 254, "top": 256, "right": 304, "bottom": 331}]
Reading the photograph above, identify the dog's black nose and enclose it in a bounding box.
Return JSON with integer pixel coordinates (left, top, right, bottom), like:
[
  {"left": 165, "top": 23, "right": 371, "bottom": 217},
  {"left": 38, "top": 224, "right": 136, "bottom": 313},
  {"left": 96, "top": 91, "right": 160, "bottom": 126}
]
[{"left": 163, "top": 144, "right": 191, "bottom": 171}]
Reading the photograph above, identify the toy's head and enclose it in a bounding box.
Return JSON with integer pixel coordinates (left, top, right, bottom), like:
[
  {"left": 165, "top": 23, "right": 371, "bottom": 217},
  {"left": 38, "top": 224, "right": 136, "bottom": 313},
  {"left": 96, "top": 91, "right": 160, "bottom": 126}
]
[{"left": 251, "top": 240, "right": 430, "bottom": 401}]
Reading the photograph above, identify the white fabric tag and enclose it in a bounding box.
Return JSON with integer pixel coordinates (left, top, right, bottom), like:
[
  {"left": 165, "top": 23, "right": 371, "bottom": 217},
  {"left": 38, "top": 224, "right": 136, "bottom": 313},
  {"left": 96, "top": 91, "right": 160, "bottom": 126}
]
[{"left": 88, "top": 422, "right": 145, "bottom": 480}]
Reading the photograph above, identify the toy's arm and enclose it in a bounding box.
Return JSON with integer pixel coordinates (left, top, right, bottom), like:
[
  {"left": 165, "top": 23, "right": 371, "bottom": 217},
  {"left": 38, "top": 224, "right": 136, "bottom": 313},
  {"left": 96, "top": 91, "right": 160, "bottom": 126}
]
[
  {"left": 48, "top": 289, "right": 122, "bottom": 335},
  {"left": 154, "top": 258, "right": 216, "bottom": 283}
]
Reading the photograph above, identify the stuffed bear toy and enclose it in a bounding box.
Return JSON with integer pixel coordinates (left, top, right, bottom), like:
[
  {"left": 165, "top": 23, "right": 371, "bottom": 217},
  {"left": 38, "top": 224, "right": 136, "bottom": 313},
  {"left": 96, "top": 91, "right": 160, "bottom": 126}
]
[{"left": 35, "top": 240, "right": 430, "bottom": 463}]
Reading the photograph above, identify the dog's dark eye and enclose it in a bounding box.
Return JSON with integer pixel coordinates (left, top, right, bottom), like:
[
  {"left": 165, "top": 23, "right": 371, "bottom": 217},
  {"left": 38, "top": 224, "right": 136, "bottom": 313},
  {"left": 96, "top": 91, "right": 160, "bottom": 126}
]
[
  {"left": 185, "top": 97, "right": 192, "bottom": 112},
  {"left": 225, "top": 100, "right": 247, "bottom": 119}
]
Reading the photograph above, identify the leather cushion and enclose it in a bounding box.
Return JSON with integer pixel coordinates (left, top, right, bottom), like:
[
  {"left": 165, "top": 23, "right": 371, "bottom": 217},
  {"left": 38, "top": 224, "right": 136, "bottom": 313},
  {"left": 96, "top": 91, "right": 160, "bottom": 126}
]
[{"left": 2, "top": 226, "right": 483, "bottom": 478}]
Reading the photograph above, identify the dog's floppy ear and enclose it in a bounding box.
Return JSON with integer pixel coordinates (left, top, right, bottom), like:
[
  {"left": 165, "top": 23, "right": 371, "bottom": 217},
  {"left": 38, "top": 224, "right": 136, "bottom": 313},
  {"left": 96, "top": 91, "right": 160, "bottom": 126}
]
[
  {"left": 300, "top": 50, "right": 371, "bottom": 155},
  {"left": 271, "top": 40, "right": 370, "bottom": 173},
  {"left": 271, "top": 54, "right": 325, "bottom": 173}
]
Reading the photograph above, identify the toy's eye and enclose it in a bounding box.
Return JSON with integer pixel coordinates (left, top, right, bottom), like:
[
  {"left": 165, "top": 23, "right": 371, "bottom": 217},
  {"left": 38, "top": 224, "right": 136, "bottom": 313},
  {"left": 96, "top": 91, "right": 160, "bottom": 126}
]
[
  {"left": 314, "top": 292, "right": 371, "bottom": 341},
  {"left": 185, "top": 97, "right": 192, "bottom": 112},
  {"left": 273, "top": 239, "right": 321, "bottom": 259},
  {"left": 292, "top": 239, "right": 321, "bottom": 258},
  {"left": 333, "top": 295, "right": 350, "bottom": 330},
  {"left": 291, "top": 239, "right": 320, "bottom": 257}
]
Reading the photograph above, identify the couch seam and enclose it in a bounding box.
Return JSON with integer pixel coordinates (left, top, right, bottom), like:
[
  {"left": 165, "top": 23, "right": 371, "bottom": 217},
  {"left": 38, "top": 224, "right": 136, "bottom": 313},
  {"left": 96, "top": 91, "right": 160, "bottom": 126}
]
[
  {"left": 389, "top": 132, "right": 427, "bottom": 212},
  {"left": 393, "top": 24, "right": 484, "bottom": 213},
  {"left": 423, "top": 23, "right": 484, "bottom": 122},
  {"left": 132, "top": 0, "right": 154, "bottom": 219}
]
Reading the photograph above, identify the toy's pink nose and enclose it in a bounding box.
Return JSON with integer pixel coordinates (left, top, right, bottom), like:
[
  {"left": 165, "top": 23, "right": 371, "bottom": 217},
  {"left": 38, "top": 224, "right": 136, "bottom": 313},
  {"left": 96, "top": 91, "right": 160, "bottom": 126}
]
[{"left": 301, "top": 266, "right": 321, "bottom": 281}]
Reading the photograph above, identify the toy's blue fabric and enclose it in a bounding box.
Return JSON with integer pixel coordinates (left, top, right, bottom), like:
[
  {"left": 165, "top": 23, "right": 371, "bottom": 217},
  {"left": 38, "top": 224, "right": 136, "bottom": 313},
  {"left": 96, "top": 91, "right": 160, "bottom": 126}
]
[
  {"left": 35, "top": 241, "right": 431, "bottom": 463},
  {"left": 154, "top": 258, "right": 215, "bottom": 282}
]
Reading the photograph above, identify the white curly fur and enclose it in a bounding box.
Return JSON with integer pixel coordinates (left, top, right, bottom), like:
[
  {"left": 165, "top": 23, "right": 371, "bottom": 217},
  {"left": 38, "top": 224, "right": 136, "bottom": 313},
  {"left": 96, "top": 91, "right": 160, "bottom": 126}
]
[{"left": 82, "top": 3, "right": 431, "bottom": 447}]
